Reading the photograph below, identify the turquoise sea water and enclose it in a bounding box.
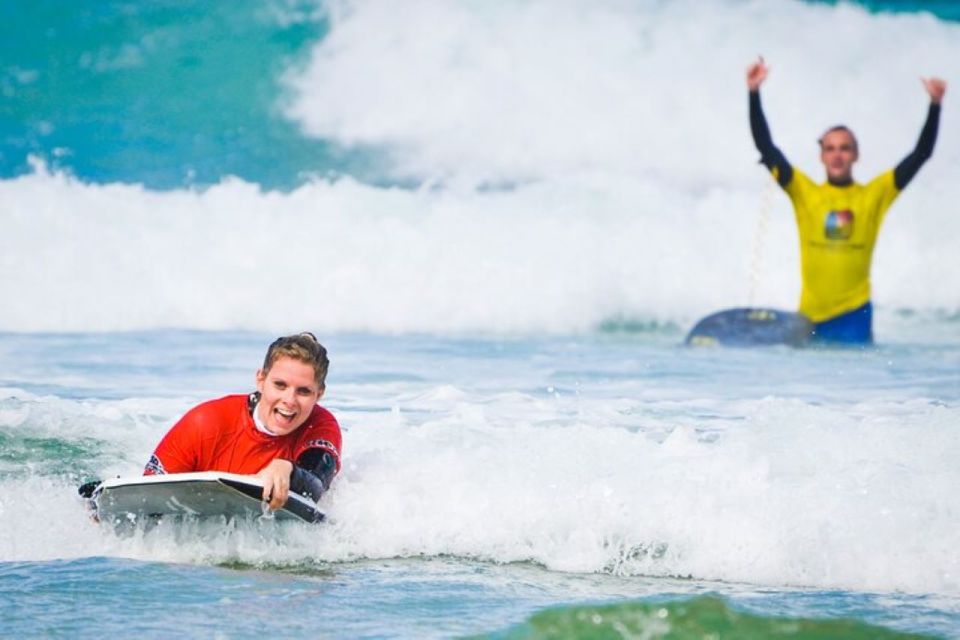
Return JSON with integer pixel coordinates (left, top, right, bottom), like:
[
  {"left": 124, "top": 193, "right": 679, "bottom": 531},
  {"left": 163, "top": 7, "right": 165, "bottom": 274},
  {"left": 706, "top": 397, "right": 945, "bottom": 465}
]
[
  {"left": 2, "top": 330, "right": 959, "bottom": 637},
  {"left": 2, "top": 0, "right": 959, "bottom": 637}
]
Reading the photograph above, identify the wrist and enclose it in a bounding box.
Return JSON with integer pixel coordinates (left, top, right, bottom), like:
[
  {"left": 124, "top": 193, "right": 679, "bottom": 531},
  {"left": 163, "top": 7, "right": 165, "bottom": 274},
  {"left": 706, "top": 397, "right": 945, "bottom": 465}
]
[{"left": 273, "top": 458, "right": 294, "bottom": 473}]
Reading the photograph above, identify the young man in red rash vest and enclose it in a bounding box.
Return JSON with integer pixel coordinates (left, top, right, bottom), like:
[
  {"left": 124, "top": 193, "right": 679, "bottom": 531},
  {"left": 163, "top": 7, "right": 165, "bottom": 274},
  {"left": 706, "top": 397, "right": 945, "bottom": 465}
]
[{"left": 144, "top": 332, "right": 342, "bottom": 511}]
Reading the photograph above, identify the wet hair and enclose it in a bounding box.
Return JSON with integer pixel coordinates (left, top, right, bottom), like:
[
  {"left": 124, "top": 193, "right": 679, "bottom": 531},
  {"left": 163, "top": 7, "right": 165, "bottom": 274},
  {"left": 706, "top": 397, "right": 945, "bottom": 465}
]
[
  {"left": 262, "top": 332, "right": 329, "bottom": 388},
  {"left": 817, "top": 125, "right": 859, "bottom": 154}
]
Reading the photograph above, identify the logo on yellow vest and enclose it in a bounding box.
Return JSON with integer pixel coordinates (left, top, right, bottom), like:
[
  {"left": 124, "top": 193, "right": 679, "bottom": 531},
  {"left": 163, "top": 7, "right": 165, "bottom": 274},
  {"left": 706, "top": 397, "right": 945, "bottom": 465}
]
[{"left": 824, "top": 209, "right": 854, "bottom": 240}]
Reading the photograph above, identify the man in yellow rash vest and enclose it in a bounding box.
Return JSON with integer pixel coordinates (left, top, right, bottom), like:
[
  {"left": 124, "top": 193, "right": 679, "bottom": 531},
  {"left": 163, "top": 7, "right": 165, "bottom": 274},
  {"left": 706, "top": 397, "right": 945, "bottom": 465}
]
[{"left": 746, "top": 57, "right": 946, "bottom": 344}]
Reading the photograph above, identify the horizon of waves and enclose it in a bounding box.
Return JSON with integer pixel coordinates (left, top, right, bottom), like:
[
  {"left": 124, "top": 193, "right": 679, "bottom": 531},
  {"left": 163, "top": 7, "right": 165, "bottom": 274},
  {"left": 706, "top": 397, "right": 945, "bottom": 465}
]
[{"left": 2, "top": 0, "right": 959, "bottom": 334}]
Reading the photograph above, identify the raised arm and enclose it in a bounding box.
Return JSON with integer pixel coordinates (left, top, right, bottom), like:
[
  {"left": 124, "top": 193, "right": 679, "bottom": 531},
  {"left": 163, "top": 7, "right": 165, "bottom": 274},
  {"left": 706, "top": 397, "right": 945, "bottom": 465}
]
[
  {"left": 894, "top": 77, "right": 946, "bottom": 189},
  {"left": 747, "top": 58, "right": 793, "bottom": 187}
]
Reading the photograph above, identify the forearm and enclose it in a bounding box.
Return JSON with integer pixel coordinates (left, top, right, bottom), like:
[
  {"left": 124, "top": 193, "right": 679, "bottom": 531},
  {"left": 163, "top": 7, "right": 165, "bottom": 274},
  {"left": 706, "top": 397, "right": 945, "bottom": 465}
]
[
  {"left": 290, "top": 449, "right": 338, "bottom": 502},
  {"left": 749, "top": 91, "right": 792, "bottom": 186},
  {"left": 290, "top": 465, "right": 327, "bottom": 502},
  {"left": 749, "top": 91, "right": 774, "bottom": 151},
  {"left": 894, "top": 102, "right": 941, "bottom": 189}
]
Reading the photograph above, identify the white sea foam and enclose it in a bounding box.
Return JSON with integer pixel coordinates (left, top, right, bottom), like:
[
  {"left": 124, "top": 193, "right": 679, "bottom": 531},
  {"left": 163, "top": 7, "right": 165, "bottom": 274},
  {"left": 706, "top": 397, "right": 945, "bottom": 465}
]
[
  {"left": 313, "top": 392, "right": 960, "bottom": 595},
  {"left": 1, "top": 384, "right": 957, "bottom": 595},
  {"left": 286, "top": 0, "right": 959, "bottom": 185},
  {"left": 1, "top": 0, "right": 958, "bottom": 334},
  {"left": 1, "top": 159, "right": 957, "bottom": 335}
]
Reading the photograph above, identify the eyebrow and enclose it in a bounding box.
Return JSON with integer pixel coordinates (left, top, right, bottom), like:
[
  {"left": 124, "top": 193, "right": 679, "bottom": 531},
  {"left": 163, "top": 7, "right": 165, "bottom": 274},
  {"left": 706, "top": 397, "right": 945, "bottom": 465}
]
[{"left": 274, "top": 377, "right": 317, "bottom": 391}]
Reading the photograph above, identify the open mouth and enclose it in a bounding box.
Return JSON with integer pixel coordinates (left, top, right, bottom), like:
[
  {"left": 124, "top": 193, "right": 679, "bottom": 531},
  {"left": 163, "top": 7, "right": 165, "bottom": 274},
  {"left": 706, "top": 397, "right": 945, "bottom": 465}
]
[{"left": 275, "top": 406, "right": 297, "bottom": 422}]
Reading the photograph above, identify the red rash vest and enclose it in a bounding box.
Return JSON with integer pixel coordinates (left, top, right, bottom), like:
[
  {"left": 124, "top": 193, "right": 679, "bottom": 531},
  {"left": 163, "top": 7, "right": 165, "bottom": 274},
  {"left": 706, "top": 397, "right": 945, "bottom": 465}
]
[{"left": 144, "top": 394, "right": 342, "bottom": 476}]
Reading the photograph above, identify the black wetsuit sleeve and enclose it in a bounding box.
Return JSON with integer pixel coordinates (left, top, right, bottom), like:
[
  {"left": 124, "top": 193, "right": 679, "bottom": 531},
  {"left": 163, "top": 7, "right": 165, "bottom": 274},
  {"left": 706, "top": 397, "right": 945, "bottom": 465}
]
[
  {"left": 894, "top": 103, "right": 940, "bottom": 190},
  {"left": 289, "top": 449, "right": 338, "bottom": 503},
  {"left": 749, "top": 90, "right": 793, "bottom": 187}
]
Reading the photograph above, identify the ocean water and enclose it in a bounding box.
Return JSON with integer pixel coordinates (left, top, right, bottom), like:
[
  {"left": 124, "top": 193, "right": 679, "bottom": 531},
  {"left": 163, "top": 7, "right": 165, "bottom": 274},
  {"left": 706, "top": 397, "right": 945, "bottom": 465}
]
[{"left": 2, "top": 0, "right": 959, "bottom": 638}]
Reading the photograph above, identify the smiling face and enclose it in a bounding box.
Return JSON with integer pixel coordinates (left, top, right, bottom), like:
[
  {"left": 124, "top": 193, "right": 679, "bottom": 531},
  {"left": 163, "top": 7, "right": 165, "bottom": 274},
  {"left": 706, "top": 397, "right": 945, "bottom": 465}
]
[
  {"left": 255, "top": 356, "right": 323, "bottom": 436},
  {"left": 819, "top": 128, "right": 858, "bottom": 184}
]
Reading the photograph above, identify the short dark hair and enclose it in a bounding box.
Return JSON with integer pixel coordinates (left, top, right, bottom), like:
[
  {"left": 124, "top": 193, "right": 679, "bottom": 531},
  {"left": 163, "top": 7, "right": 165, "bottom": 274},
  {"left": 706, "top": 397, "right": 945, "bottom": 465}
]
[
  {"left": 818, "top": 125, "right": 858, "bottom": 153},
  {"left": 262, "top": 332, "right": 329, "bottom": 388}
]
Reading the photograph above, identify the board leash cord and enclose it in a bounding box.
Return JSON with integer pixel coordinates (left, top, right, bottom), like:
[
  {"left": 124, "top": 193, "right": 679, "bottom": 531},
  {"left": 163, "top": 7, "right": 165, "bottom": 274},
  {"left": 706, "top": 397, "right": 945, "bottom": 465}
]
[{"left": 747, "top": 172, "right": 776, "bottom": 307}]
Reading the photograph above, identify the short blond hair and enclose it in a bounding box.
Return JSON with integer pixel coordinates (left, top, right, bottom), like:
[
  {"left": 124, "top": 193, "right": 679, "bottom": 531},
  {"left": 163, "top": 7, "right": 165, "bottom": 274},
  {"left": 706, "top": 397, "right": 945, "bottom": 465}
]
[{"left": 262, "top": 332, "right": 329, "bottom": 388}]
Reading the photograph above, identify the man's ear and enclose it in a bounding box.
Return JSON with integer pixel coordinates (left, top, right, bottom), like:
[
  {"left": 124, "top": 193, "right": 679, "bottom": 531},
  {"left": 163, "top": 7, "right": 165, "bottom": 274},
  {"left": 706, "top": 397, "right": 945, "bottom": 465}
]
[
  {"left": 255, "top": 368, "right": 266, "bottom": 390},
  {"left": 316, "top": 387, "right": 325, "bottom": 401}
]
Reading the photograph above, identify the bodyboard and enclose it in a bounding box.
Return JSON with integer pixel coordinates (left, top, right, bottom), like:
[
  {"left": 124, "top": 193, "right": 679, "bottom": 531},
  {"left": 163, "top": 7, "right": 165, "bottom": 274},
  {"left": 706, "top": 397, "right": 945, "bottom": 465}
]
[
  {"left": 685, "top": 307, "right": 813, "bottom": 347},
  {"left": 91, "top": 472, "right": 324, "bottom": 525}
]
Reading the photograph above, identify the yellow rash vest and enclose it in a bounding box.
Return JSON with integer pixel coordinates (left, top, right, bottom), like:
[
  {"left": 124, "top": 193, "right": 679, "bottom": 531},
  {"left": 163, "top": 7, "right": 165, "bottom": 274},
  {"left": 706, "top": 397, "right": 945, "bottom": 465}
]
[
  {"left": 749, "top": 89, "right": 941, "bottom": 324},
  {"left": 780, "top": 168, "right": 898, "bottom": 322}
]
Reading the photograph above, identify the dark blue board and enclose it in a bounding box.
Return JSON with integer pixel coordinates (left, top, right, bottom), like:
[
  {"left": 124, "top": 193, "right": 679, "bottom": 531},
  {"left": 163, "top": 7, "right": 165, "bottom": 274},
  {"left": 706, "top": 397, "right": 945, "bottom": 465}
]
[{"left": 685, "top": 308, "right": 813, "bottom": 347}]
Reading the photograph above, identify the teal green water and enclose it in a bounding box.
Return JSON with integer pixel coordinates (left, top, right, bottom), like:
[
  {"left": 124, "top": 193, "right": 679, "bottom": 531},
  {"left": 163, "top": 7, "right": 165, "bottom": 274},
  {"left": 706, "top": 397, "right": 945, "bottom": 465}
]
[
  {"left": 813, "top": 0, "right": 960, "bottom": 20},
  {"left": 0, "top": 430, "right": 107, "bottom": 479},
  {"left": 483, "top": 596, "right": 937, "bottom": 639},
  {"left": 0, "top": 0, "right": 373, "bottom": 189},
  {"left": 4, "top": 557, "right": 943, "bottom": 639}
]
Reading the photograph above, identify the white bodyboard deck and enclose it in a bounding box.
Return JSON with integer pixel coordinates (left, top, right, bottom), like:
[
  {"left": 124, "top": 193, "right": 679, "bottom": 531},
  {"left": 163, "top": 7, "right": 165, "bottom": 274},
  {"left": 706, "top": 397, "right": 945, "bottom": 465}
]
[{"left": 92, "top": 472, "right": 324, "bottom": 524}]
